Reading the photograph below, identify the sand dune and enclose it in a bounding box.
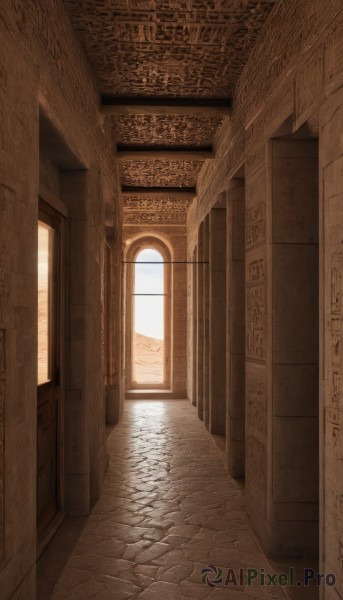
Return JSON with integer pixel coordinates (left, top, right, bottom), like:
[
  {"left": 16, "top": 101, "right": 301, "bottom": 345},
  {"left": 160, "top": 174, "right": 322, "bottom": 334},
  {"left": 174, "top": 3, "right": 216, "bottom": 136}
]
[{"left": 133, "top": 332, "right": 164, "bottom": 384}]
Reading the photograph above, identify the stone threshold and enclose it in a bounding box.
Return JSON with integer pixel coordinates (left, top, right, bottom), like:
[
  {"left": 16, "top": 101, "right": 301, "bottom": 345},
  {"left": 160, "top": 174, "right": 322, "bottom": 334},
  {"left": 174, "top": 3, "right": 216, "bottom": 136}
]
[{"left": 125, "top": 389, "right": 187, "bottom": 400}]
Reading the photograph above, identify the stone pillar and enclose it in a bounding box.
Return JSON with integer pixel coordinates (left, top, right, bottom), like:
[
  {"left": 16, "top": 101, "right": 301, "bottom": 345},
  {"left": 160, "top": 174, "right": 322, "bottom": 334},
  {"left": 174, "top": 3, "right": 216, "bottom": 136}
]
[
  {"left": 62, "top": 172, "right": 91, "bottom": 516},
  {"left": 320, "top": 86, "right": 343, "bottom": 599},
  {"left": 209, "top": 200, "right": 227, "bottom": 434},
  {"left": 245, "top": 148, "right": 269, "bottom": 551},
  {"left": 196, "top": 222, "right": 204, "bottom": 420},
  {"left": 171, "top": 234, "right": 188, "bottom": 396},
  {"left": 203, "top": 215, "right": 210, "bottom": 427},
  {"left": 245, "top": 139, "right": 319, "bottom": 558},
  {"left": 226, "top": 180, "right": 245, "bottom": 476},
  {"left": 61, "top": 169, "right": 108, "bottom": 513},
  {"left": 191, "top": 248, "right": 197, "bottom": 406},
  {"left": 271, "top": 138, "right": 319, "bottom": 557},
  {"left": 106, "top": 205, "right": 123, "bottom": 424}
]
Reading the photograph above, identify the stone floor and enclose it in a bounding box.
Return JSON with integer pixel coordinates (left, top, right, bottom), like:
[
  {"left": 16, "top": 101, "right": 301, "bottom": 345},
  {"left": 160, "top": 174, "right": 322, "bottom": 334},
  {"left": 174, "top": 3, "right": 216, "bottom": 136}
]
[{"left": 39, "top": 400, "right": 298, "bottom": 599}]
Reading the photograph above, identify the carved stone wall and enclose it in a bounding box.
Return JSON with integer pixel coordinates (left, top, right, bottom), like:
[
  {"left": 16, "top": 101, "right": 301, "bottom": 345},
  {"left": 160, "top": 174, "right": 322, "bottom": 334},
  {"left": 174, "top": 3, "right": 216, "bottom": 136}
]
[
  {"left": 245, "top": 153, "right": 267, "bottom": 368},
  {"left": 0, "top": 2, "right": 122, "bottom": 597},
  {"left": 244, "top": 147, "right": 269, "bottom": 547},
  {"left": 0, "top": 62, "right": 12, "bottom": 571},
  {"left": 226, "top": 182, "right": 245, "bottom": 478},
  {"left": 321, "top": 87, "right": 343, "bottom": 596},
  {"left": 246, "top": 370, "right": 266, "bottom": 437},
  {"left": 188, "top": 0, "right": 343, "bottom": 243},
  {"left": 245, "top": 436, "right": 267, "bottom": 514},
  {"left": 246, "top": 256, "right": 266, "bottom": 362},
  {"left": 1, "top": 0, "right": 120, "bottom": 183},
  {"left": 188, "top": 1, "right": 343, "bottom": 576}
]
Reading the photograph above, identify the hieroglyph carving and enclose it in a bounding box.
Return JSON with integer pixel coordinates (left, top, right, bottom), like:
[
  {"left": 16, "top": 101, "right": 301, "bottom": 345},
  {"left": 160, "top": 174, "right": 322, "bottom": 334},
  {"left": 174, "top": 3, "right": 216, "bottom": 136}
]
[
  {"left": 329, "top": 241, "right": 343, "bottom": 446},
  {"left": 246, "top": 371, "right": 267, "bottom": 435},
  {"left": 246, "top": 258, "right": 266, "bottom": 361},
  {"left": 0, "top": 329, "right": 6, "bottom": 563},
  {"left": 124, "top": 211, "right": 187, "bottom": 225},
  {"left": 108, "top": 115, "right": 223, "bottom": 147},
  {"left": 246, "top": 171, "right": 266, "bottom": 250},
  {"left": 12, "top": 0, "right": 97, "bottom": 123},
  {"left": 246, "top": 437, "right": 267, "bottom": 509},
  {"left": 65, "top": 0, "right": 276, "bottom": 97},
  {"left": 0, "top": 272, "right": 6, "bottom": 328},
  {"left": 246, "top": 203, "right": 266, "bottom": 250},
  {"left": 123, "top": 195, "right": 190, "bottom": 225},
  {"left": 0, "top": 186, "right": 11, "bottom": 328},
  {"left": 235, "top": 0, "right": 339, "bottom": 125},
  {"left": 330, "top": 261, "right": 342, "bottom": 426},
  {"left": 120, "top": 159, "right": 203, "bottom": 188},
  {"left": 0, "top": 64, "right": 8, "bottom": 153}
]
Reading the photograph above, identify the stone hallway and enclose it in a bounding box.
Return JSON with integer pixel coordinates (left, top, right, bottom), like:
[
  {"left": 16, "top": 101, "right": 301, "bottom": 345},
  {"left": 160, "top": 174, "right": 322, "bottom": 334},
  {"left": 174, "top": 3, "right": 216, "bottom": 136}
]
[{"left": 40, "top": 400, "right": 289, "bottom": 599}]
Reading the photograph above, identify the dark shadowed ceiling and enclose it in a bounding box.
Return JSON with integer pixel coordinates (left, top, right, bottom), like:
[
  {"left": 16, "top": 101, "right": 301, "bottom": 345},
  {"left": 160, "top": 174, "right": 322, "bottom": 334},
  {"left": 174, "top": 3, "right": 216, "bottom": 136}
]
[{"left": 64, "top": 0, "right": 277, "bottom": 224}]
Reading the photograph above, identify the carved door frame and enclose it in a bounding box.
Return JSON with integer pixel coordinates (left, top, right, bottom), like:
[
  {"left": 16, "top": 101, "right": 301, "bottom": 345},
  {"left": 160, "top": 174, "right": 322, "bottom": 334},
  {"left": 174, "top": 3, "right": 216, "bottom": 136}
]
[{"left": 37, "top": 195, "right": 66, "bottom": 556}]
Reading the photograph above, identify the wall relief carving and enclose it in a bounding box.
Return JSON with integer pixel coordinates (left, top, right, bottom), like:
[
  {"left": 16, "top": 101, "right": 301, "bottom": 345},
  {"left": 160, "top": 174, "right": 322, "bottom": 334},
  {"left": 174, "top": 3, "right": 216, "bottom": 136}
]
[
  {"left": 246, "top": 436, "right": 267, "bottom": 510},
  {"left": 246, "top": 371, "right": 267, "bottom": 436},
  {"left": 246, "top": 257, "right": 266, "bottom": 361},
  {"left": 295, "top": 44, "right": 324, "bottom": 129},
  {"left": 0, "top": 329, "right": 6, "bottom": 563}
]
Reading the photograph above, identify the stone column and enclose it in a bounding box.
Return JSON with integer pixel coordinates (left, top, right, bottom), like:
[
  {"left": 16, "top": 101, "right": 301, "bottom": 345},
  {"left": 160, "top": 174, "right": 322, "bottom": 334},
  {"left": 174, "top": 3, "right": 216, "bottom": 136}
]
[
  {"left": 203, "top": 215, "right": 210, "bottom": 427},
  {"left": 196, "top": 222, "right": 204, "bottom": 420},
  {"left": 245, "top": 147, "right": 269, "bottom": 551},
  {"left": 209, "top": 199, "right": 227, "bottom": 434},
  {"left": 62, "top": 169, "right": 108, "bottom": 514},
  {"left": 270, "top": 138, "right": 319, "bottom": 557},
  {"left": 245, "top": 139, "right": 319, "bottom": 558},
  {"left": 106, "top": 202, "right": 123, "bottom": 425},
  {"left": 171, "top": 233, "right": 188, "bottom": 396},
  {"left": 226, "top": 180, "right": 245, "bottom": 476},
  {"left": 191, "top": 248, "right": 197, "bottom": 406}
]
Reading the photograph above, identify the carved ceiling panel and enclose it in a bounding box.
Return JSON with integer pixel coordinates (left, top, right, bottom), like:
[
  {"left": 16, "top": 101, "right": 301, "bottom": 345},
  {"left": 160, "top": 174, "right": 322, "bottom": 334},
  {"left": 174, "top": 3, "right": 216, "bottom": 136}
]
[
  {"left": 107, "top": 114, "right": 223, "bottom": 146},
  {"left": 64, "top": 0, "right": 277, "bottom": 223},
  {"left": 64, "top": 0, "right": 277, "bottom": 97},
  {"left": 120, "top": 159, "right": 203, "bottom": 187},
  {"left": 123, "top": 194, "right": 191, "bottom": 225}
]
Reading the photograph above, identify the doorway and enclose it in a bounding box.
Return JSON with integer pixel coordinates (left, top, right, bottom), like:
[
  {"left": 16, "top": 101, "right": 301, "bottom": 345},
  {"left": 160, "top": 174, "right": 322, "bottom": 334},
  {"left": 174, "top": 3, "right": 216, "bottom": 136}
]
[{"left": 37, "top": 201, "right": 64, "bottom": 545}]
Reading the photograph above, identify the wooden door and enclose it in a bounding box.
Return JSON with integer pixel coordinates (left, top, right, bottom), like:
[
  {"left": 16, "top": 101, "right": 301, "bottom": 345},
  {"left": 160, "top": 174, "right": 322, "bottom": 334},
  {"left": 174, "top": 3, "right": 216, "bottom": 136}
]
[{"left": 37, "top": 203, "right": 63, "bottom": 540}]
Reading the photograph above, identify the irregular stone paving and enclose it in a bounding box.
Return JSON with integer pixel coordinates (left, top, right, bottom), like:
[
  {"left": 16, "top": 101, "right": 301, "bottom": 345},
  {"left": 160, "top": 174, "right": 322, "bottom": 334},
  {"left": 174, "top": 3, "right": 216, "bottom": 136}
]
[{"left": 51, "top": 400, "right": 286, "bottom": 600}]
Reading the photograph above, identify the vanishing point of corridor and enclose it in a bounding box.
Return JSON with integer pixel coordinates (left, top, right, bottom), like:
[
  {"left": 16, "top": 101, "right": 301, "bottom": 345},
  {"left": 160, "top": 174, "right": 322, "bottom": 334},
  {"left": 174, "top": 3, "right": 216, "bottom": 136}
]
[{"left": 43, "top": 401, "right": 286, "bottom": 600}]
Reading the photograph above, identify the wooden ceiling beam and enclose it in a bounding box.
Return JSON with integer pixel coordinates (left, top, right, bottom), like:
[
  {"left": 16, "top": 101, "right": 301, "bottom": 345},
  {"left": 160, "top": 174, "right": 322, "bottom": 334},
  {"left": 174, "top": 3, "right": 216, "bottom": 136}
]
[
  {"left": 102, "top": 96, "right": 231, "bottom": 117},
  {"left": 117, "top": 147, "right": 214, "bottom": 161},
  {"left": 121, "top": 186, "right": 196, "bottom": 200}
]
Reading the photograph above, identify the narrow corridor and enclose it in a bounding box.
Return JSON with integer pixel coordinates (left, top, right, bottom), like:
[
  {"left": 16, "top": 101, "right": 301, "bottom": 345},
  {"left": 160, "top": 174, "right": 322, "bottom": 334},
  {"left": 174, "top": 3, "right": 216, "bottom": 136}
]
[{"left": 39, "top": 400, "right": 289, "bottom": 600}]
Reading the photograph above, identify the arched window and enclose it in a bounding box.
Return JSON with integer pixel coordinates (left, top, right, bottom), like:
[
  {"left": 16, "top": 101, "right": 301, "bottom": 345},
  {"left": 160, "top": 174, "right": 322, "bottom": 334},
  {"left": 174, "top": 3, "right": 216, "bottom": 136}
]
[
  {"left": 125, "top": 238, "right": 171, "bottom": 390},
  {"left": 133, "top": 248, "right": 164, "bottom": 384}
]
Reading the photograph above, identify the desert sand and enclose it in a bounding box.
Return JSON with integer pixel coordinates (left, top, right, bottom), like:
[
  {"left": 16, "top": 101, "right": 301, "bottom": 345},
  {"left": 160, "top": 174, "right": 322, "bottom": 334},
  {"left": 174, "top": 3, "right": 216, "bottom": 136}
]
[{"left": 133, "top": 332, "right": 164, "bottom": 384}]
